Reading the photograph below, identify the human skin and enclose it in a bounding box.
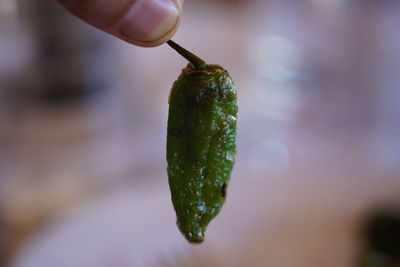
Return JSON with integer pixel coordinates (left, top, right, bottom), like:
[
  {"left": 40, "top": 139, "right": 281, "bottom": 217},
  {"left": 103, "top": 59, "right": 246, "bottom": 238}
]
[{"left": 56, "top": 0, "right": 184, "bottom": 47}]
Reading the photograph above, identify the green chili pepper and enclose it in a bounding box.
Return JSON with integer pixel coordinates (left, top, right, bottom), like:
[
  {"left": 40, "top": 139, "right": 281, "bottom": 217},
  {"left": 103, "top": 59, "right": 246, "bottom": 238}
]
[{"left": 166, "top": 41, "right": 238, "bottom": 243}]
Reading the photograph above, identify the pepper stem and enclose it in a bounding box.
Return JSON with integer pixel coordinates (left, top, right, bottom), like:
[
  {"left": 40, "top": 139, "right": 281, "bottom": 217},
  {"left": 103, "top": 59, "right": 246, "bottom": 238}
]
[{"left": 167, "top": 40, "right": 206, "bottom": 69}]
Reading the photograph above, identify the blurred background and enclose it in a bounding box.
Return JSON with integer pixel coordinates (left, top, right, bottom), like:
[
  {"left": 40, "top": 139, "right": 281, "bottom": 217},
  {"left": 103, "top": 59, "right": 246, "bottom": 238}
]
[{"left": 1, "top": 0, "right": 400, "bottom": 266}]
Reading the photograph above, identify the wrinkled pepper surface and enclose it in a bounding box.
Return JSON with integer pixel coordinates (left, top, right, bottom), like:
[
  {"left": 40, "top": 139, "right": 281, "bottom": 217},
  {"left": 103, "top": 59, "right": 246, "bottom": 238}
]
[{"left": 167, "top": 41, "right": 238, "bottom": 243}]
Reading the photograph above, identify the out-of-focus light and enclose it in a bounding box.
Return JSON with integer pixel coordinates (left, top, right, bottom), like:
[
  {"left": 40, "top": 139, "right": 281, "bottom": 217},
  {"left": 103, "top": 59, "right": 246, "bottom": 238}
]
[
  {"left": 246, "top": 34, "right": 306, "bottom": 121},
  {"left": 255, "top": 83, "right": 300, "bottom": 122},
  {"left": 248, "top": 34, "right": 303, "bottom": 82},
  {"left": 0, "top": 0, "right": 17, "bottom": 18}
]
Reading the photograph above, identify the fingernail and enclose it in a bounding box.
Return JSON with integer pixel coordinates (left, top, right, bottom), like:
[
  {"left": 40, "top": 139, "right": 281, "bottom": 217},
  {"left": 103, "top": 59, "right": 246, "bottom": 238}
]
[{"left": 120, "top": 0, "right": 180, "bottom": 45}]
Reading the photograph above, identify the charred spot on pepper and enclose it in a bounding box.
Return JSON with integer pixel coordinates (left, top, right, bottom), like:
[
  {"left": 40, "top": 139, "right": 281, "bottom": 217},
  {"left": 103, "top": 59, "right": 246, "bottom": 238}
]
[{"left": 221, "top": 183, "right": 228, "bottom": 198}]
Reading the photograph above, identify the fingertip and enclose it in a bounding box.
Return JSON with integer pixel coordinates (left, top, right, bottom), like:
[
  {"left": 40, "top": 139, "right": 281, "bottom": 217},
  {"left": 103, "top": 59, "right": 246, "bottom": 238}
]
[{"left": 119, "top": 0, "right": 182, "bottom": 47}]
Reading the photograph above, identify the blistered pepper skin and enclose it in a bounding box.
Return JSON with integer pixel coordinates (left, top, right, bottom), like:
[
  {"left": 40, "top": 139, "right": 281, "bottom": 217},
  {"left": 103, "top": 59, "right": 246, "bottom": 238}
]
[{"left": 167, "top": 63, "right": 238, "bottom": 243}]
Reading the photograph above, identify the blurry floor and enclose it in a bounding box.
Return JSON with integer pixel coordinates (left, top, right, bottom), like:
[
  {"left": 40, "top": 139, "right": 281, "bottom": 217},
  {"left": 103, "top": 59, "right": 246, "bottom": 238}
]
[{"left": 9, "top": 172, "right": 400, "bottom": 267}]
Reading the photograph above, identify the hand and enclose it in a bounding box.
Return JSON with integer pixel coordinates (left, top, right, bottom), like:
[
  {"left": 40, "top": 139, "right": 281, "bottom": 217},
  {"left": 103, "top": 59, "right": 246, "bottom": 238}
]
[{"left": 56, "top": 0, "right": 183, "bottom": 47}]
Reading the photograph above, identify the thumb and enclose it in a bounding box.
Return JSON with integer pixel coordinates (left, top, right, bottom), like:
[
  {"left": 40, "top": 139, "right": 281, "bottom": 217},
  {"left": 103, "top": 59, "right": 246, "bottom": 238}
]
[{"left": 57, "top": 0, "right": 183, "bottom": 47}]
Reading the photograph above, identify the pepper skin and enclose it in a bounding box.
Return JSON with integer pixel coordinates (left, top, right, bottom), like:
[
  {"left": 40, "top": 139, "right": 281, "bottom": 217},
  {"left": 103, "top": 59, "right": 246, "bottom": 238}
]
[{"left": 167, "top": 63, "right": 238, "bottom": 243}]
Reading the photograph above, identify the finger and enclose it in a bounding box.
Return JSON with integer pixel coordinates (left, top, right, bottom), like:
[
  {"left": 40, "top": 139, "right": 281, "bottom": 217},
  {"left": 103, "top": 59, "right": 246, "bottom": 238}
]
[{"left": 57, "top": 0, "right": 183, "bottom": 47}]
